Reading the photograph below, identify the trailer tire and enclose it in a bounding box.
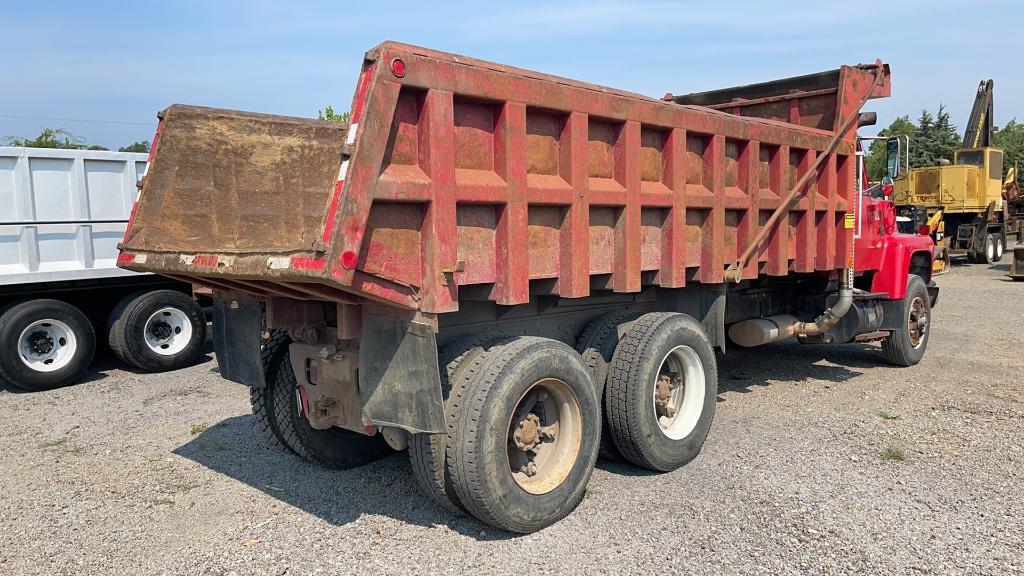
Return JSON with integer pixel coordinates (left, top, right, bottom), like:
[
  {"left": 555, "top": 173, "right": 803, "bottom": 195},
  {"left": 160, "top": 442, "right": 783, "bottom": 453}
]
[
  {"left": 256, "top": 331, "right": 391, "bottom": 469},
  {"left": 993, "top": 233, "right": 1004, "bottom": 262},
  {"left": 409, "top": 332, "right": 509, "bottom": 514},
  {"left": 0, "top": 299, "right": 96, "bottom": 391},
  {"left": 250, "top": 329, "right": 294, "bottom": 451},
  {"left": 605, "top": 313, "right": 718, "bottom": 472},
  {"left": 977, "top": 234, "right": 995, "bottom": 265},
  {"left": 447, "top": 336, "right": 600, "bottom": 533},
  {"left": 108, "top": 290, "right": 206, "bottom": 372},
  {"left": 882, "top": 275, "right": 931, "bottom": 367},
  {"left": 575, "top": 309, "right": 640, "bottom": 460}
]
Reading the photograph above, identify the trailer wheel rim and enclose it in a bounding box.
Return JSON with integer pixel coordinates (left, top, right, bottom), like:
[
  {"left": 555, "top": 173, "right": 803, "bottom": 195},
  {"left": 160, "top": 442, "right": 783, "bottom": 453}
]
[
  {"left": 505, "top": 377, "right": 583, "bottom": 495},
  {"left": 652, "top": 345, "right": 706, "bottom": 440},
  {"left": 18, "top": 319, "right": 77, "bottom": 373},
  {"left": 144, "top": 307, "right": 193, "bottom": 356},
  {"left": 986, "top": 237, "right": 995, "bottom": 262},
  {"left": 907, "top": 296, "right": 928, "bottom": 349}
]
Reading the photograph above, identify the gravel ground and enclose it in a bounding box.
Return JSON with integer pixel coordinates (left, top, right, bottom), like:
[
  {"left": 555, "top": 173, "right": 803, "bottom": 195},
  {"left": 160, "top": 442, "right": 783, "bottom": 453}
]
[{"left": 1, "top": 260, "right": 1022, "bottom": 576}]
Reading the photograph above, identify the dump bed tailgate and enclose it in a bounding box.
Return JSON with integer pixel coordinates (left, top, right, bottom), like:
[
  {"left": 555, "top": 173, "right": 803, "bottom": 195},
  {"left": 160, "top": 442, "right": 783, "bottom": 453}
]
[{"left": 123, "top": 105, "right": 347, "bottom": 254}]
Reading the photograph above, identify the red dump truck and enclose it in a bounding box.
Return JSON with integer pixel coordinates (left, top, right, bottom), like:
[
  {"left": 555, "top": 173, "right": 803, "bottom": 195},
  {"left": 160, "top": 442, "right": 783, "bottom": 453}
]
[{"left": 118, "top": 42, "right": 936, "bottom": 533}]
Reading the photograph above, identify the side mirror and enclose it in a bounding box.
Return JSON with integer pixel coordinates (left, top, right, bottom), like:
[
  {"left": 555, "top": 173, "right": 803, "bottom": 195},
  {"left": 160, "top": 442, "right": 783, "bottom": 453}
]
[
  {"left": 885, "top": 137, "right": 902, "bottom": 179},
  {"left": 881, "top": 175, "right": 894, "bottom": 197}
]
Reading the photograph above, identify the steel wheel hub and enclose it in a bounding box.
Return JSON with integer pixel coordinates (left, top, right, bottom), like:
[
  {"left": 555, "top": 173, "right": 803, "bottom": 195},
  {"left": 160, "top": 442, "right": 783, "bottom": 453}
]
[
  {"left": 506, "top": 378, "right": 581, "bottom": 494},
  {"left": 28, "top": 331, "right": 55, "bottom": 355},
  {"left": 908, "top": 296, "right": 927, "bottom": 348},
  {"left": 18, "top": 319, "right": 77, "bottom": 373},
  {"left": 144, "top": 307, "right": 193, "bottom": 356},
  {"left": 652, "top": 345, "right": 706, "bottom": 440}
]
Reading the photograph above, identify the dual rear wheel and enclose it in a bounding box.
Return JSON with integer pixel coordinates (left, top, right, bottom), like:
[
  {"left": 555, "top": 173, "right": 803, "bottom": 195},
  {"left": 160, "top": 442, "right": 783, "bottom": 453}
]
[
  {"left": 969, "top": 233, "right": 1003, "bottom": 264},
  {"left": 409, "top": 313, "right": 718, "bottom": 532},
  {"left": 251, "top": 330, "right": 392, "bottom": 469},
  {"left": 0, "top": 290, "right": 205, "bottom": 391}
]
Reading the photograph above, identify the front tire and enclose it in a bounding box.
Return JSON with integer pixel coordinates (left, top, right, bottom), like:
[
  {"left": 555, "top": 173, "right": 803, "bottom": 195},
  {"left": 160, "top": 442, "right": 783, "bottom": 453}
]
[
  {"left": 0, "top": 300, "right": 95, "bottom": 391},
  {"left": 251, "top": 330, "right": 391, "bottom": 469},
  {"left": 881, "top": 275, "right": 931, "bottom": 367},
  {"left": 605, "top": 313, "right": 718, "bottom": 472},
  {"left": 447, "top": 336, "right": 600, "bottom": 533},
  {"left": 108, "top": 290, "right": 206, "bottom": 372}
]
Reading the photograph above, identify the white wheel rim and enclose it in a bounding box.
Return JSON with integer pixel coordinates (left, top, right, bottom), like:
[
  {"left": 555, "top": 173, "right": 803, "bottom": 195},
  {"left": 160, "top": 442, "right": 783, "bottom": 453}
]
[
  {"left": 996, "top": 240, "right": 1003, "bottom": 259},
  {"left": 18, "top": 319, "right": 78, "bottom": 373},
  {"left": 652, "top": 345, "right": 706, "bottom": 440},
  {"left": 144, "top": 307, "right": 193, "bottom": 356},
  {"left": 987, "top": 238, "right": 995, "bottom": 261}
]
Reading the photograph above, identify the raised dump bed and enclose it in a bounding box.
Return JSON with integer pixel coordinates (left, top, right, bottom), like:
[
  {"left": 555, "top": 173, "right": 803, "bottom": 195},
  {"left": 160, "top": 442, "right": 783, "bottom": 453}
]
[
  {"left": 120, "top": 43, "right": 892, "bottom": 310},
  {"left": 119, "top": 42, "right": 936, "bottom": 533}
]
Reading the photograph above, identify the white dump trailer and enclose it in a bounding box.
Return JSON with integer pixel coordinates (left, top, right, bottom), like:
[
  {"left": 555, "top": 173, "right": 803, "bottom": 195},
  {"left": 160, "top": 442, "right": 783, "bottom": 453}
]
[{"left": 0, "top": 147, "right": 206, "bottom": 390}]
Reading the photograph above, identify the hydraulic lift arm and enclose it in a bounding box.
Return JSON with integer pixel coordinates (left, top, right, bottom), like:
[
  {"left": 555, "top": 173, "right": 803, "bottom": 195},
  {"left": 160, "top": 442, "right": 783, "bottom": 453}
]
[{"left": 962, "top": 79, "right": 994, "bottom": 149}]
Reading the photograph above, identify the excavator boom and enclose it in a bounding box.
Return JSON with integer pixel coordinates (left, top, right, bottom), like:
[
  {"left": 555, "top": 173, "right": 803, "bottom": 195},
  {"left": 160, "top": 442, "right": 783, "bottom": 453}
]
[{"left": 962, "top": 79, "right": 993, "bottom": 148}]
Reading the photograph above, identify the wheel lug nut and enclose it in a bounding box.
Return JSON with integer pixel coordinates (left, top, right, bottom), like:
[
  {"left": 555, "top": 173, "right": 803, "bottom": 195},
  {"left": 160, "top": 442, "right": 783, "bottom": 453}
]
[{"left": 520, "top": 461, "right": 537, "bottom": 477}]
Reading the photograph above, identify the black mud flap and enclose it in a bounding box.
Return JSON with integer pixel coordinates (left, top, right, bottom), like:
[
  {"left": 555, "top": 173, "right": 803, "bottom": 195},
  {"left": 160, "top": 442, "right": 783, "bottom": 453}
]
[
  {"left": 212, "top": 294, "right": 265, "bottom": 387},
  {"left": 926, "top": 281, "right": 939, "bottom": 308},
  {"left": 358, "top": 313, "right": 445, "bottom": 434}
]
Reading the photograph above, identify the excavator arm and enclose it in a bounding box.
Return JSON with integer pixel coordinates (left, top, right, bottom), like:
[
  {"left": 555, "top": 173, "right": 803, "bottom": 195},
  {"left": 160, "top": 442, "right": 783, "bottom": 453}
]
[{"left": 963, "top": 79, "right": 994, "bottom": 149}]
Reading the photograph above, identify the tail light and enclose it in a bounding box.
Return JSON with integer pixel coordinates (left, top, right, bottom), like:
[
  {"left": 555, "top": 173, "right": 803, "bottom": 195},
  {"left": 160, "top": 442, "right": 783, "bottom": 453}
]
[{"left": 917, "top": 224, "right": 931, "bottom": 236}]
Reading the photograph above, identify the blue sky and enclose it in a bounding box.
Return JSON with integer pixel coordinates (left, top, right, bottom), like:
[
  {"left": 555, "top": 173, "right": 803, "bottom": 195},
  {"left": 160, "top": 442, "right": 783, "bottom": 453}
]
[{"left": 3, "top": 1, "right": 1021, "bottom": 150}]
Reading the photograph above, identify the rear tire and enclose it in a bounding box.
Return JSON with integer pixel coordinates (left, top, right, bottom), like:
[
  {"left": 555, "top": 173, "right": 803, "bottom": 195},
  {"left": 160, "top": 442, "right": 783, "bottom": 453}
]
[
  {"left": 108, "top": 290, "right": 206, "bottom": 372},
  {"left": 0, "top": 300, "right": 96, "bottom": 391},
  {"left": 409, "top": 332, "right": 508, "bottom": 514},
  {"left": 881, "top": 275, "right": 931, "bottom": 367},
  {"left": 251, "top": 329, "right": 294, "bottom": 451},
  {"left": 447, "top": 336, "right": 600, "bottom": 533},
  {"left": 978, "top": 234, "right": 995, "bottom": 265},
  {"left": 575, "top": 309, "right": 639, "bottom": 460},
  {"left": 993, "top": 233, "right": 1004, "bottom": 262},
  {"left": 605, "top": 313, "right": 718, "bottom": 472},
  {"left": 253, "top": 331, "right": 391, "bottom": 469}
]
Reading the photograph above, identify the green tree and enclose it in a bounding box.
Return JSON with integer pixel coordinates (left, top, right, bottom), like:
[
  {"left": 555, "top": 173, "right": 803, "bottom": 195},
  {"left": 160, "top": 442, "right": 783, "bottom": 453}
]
[
  {"left": 3, "top": 127, "right": 107, "bottom": 150},
  {"left": 866, "top": 106, "right": 963, "bottom": 181},
  {"left": 118, "top": 140, "right": 150, "bottom": 153},
  {"left": 993, "top": 119, "right": 1024, "bottom": 185},
  {"left": 912, "top": 105, "right": 960, "bottom": 168},
  {"left": 318, "top": 106, "right": 350, "bottom": 123}
]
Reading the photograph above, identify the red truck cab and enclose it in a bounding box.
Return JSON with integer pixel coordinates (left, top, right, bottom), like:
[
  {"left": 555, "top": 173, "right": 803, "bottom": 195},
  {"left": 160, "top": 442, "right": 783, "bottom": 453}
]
[{"left": 853, "top": 144, "right": 937, "bottom": 303}]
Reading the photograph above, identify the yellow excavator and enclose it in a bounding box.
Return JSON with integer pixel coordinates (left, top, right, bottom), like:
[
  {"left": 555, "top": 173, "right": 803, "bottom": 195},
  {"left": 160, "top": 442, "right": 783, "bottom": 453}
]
[{"left": 890, "top": 80, "right": 1016, "bottom": 274}]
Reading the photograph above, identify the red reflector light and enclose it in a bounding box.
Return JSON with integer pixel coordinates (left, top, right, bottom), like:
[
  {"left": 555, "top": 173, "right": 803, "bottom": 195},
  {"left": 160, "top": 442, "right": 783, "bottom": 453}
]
[
  {"left": 340, "top": 250, "right": 358, "bottom": 269},
  {"left": 881, "top": 182, "right": 894, "bottom": 197},
  {"left": 391, "top": 58, "right": 406, "bottom": 78}
]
